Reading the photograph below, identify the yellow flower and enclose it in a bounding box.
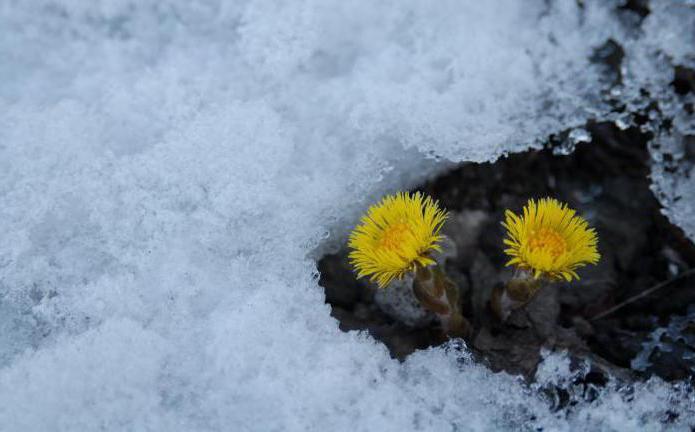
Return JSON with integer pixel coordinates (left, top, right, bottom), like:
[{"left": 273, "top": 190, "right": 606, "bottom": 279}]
[
  {"left": 348, "top": 192, "right": 448, "bottom": 288},
  {"left": 502, "top": 198, "right": 600, "bottom": 281}
]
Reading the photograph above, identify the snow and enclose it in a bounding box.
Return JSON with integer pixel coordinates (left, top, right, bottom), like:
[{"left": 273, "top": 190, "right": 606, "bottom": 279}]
[
  {"left": 621, "top": 0, "right": 695, "bottom": 241},
  {"left": 632, "top": 305, "right": 695, "bottom": 374},
  {"left": 0, "top": 0, "right": 694, "bottom": 430}
]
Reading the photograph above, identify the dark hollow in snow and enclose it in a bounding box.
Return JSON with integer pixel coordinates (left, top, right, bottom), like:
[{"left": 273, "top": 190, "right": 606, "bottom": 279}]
[{"left": 318, "top": 121, "right": 695, "bottom": 383}]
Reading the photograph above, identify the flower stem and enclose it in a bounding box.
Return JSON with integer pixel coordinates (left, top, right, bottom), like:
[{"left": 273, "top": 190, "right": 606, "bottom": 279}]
[
  {"left": 412, "top": 264, "right": 471, "bottom": 338},
  {"left": 492, "top": 269, "right": 544, "bottom": 321}
]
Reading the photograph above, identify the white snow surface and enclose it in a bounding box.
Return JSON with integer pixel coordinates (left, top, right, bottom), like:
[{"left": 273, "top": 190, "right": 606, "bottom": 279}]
[{"left": 1, "top": 0, "right": 695, "bottom": 430}]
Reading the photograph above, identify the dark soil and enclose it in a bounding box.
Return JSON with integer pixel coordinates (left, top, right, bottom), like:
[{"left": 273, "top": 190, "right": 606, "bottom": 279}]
[{"left": 318, "top": 121, "right": 695, "bottom": 383}]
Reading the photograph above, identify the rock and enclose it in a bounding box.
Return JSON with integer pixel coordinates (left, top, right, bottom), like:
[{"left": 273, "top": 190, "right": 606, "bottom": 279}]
[
  {"left": 442, "top": 210, "right": 488, "bottom": 268},
  {"left": 525, "top": 285, "right": 561, "bottom": 340},
  {"left": 373, "top": 274, "right": 435, "bottom": 328},
  {"left": 571, "top": 316, "right": 595, "bottom": 338},
  {"left": 469, "top": 252, "right": 500, "bottom": 326}
]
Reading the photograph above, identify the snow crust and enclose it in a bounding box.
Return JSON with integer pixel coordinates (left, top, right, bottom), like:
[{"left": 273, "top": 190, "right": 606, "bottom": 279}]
[
  {"left": 0, "top": 0, "right": 694, "bottom": 430},
  {"left": 624, "top": 1, "right": 695, "bottom": 241}
]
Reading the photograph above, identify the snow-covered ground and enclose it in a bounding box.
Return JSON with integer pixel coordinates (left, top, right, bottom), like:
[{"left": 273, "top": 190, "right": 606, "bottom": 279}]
[{"left": 1, "top": 0, "right": 694, "bottom": 430}]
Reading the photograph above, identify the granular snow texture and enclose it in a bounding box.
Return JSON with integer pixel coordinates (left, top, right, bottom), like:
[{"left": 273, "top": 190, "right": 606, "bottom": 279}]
[{"left": 1, "top": 1, "right": 694, "bottom": 430}]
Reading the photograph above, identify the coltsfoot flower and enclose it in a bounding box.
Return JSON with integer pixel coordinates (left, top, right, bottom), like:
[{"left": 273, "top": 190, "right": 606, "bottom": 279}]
[
  {"left": 348, "top": 192, "right": 448, "bottom": 288},
  {"left": 502, "top": 198, "right": 600, "bottom": 281}
]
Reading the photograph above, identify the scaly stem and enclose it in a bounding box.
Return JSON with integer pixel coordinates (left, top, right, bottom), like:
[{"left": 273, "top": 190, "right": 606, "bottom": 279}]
[
  {"left": 492, "top": 268, "right": 545, "bottom": 321},
  {"left": 412, "top": 264, "right": 471, "bottom": 338}
]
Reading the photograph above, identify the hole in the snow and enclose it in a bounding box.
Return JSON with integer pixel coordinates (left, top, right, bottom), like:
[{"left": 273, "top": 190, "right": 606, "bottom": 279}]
[
  {"left": 618, "top": 0, "right": 650, "bottom": 18},
  {"left": 318, "top": 121, "right": 695, "bottom": 382},
  {"left": 591, "top": 39, "right": 625, "bottom": 86},
  {"left": 672, "top": 65, "right": 695, "bottom": 96}
]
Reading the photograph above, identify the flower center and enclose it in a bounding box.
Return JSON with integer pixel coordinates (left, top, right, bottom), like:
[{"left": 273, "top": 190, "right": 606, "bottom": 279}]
[
  {"left": 528, "top": 228, "right": 567, "bottom": 259},
  {"left": 378, "top": 222, "right": 411, "bottom": 252}
]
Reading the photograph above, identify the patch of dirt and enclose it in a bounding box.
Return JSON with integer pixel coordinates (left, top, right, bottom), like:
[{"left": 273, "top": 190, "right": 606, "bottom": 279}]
[{"left": 318, "top": 121, "right": 695, "bottom": 383}]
